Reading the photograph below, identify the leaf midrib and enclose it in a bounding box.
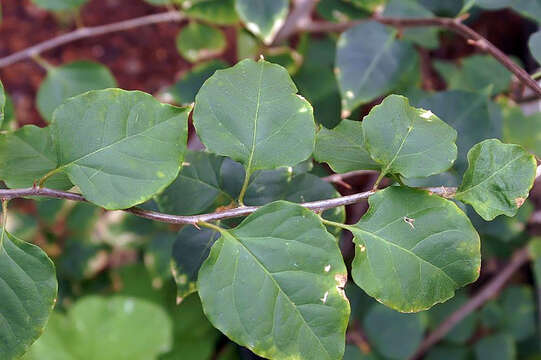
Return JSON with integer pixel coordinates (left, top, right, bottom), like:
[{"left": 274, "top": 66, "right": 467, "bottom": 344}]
[
  {"left": 244, "top": 61, "right": 265, "bottom": 177},
  {"left": 224, "top": 230, "right": 333, "bottom": 359}
]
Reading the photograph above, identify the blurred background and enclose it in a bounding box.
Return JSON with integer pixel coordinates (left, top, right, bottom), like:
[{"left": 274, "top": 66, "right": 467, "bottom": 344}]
[{"left": 1, "top": 0, "right": 541, "bottom": 359}]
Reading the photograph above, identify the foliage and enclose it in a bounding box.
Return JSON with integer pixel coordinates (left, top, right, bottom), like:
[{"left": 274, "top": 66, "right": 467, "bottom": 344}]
[{"left": 1, "top": 1, "right": 541, "bottom": 360}]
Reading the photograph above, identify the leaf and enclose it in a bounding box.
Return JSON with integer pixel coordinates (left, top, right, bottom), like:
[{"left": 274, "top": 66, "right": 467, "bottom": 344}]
[
  {"left": 181, "top": 0, "right": 239, "bottom": 25},
  {"left": 335, "top": 21, "right": 417, "bottom": 115},
  {"left": 198, "top": 201, "right": 350, "bottom": 360},
  {"left": 193, "top": 59, "right": 315, "bottom": 176},
  {"left": 24, "top": 296, "right": 172, "bottom": 360},
  {"left": 434, "top": 55, "right": 511, "bottom": 95},
  {"left": 37, "top": 61, "right": 117, "bottom": 122},
  {"left": 416, "top": 90, "right": 499, "bottom": 174},
  {"left": 474, "top": 333, "right": 516, "bottom": 360},
  {"left": 363, "top": 94, "right": 457, "bottom": 180},
  {"left": 425, "top": 346, "right": 469, "bottom": 360},
  {"left": 235, "top": 0, "right": 289, "bottom": 44},
  {"left": 363, "top": 303, "right": 425, "bottom": 359},
  {"left": 316, "top": 0, "right": 369, "bottom": 22},
  {"left": 499, "top": 286, "right": 536, "bottom": 341},
  {"left": 455, "top": 139, "right": 537, "bottom": 220},
  {"left": 50, "top": 89, "right": 189, "bottom": 210},
  {"left": 172, "top": 226, "right": 220, "bottom": 300},
  {"left": 0, "top": 125, "right": 72, "bottom": 189},
  {"left": 382, "top": 0, "right": 439, "bottom": 49},
  {"left": 502, "top": 99, "right": 541, "bottom": 157},
  {"left": 30, "top": 0, "right": 87, "bottom": 11},
  {"left": 145, "top": 232, "right": 176, "bottom": 286},
  {"left": 262, "top": 47, "right": 303, "bottom": 75},
  {"left": 176, "top": 22, "right": 226, "bottom": 63},
  {"left": 155, "top": 151, "right": 235, "bottom": 216},
  {"left": 0, "top": 230, "right": 57, "bottom": 360},
  {"left": 350, "top": 186, "right": 480, "bottom": 312},
  {"left": 314, "top": 119, "right": 379, "bottom": 173},
  {"left": 0, "top": 80, "right": 5, "bottom": 128},
  {"left": 529, "top": 30, "right": 541, "bottom": 64},
  {"left": 167, "top": 60, "right": 228, "bottom": 105}
]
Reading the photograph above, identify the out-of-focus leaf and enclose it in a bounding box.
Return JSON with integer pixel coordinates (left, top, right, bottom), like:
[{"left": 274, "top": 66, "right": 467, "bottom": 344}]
[
  {"left": 529, "top": 30, "right": 541, "bottom": 64},
  {"left": 176, "top": 22, "right": 226, "bottom": 63},
  {"left": 236, "top": 29, "right": 260, "bottom": 60},
  {"left": 181, "top": 0, "right": 239, "bottom": 25},
  {"left": 0, "top": 80, "right": 4, "bottom": 127},
  {"left": 316, "top": 0, "right": 369, "bottom": 22},
  {"left": 37, "top": 61, "right": 116, "bottom": 122},
  {"left": 262, "top": 47, "right": 303, "bottom": 74},
  {"left": 235, "top": 0, "right": 289, "bottom": 44},
  {"left": 474, "top": 333, "right": 516, "bottom": 360},
  {"left": 427, "top": 292, "right": 477, "bottom": 344},
  {"left": 145, "top": 232, "right": 176, "bottom": 286},
  {"left": 335, "top": 21, "right": 417, "bottom": 115},
  {"left": 31, "top": 0, "right": 88, "bottom": 11},
  {"left": 502, "top": 100, "right": 541, "bottom": 158},
  {"left": 425, "top": 346, "right": 470, "bottom": 360}
]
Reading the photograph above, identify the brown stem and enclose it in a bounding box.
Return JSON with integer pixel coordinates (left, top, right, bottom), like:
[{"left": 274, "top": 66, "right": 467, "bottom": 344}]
[
  {"left": 0, "top": 11, "right": 184, "bottom": 68},
  {"left": 410, "top": 247, "right": 531, "bottom": 360}
]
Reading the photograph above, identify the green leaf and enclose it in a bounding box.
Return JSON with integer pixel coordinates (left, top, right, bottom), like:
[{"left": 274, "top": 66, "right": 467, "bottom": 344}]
[
  {"left": 350, "top": 186, "right": 481, "bottom": 312},
  {"left": 263, "top": 47, "right": 303, "bottom": 75},
  {"left": 363, "top": 94, "right": 457, "bottom": 180},
  {"left": 314, "top": 119, "right": 379, "bottom": 173},
  {"left": 193, "top": 59, "right": 315, "bottom": 176},
  {"left": 176, "top": 22, "right": 226, "bottom": 63},
  {"left": 382, "top": 0, "right": 439, "bottom": 49},
  {"left": 181, "top": 0, "right": 239, "bottom": 25},
  {"left": 24, "top": 296, "right": 172, "bottom": 360},
  {"left": 0, "top": 230, "right": 57, "bottom": 360},
  {"left": 502, "top": 100, "right": 541, "bottom": 158},
  {"left": 416, "top": 90, "right": 499, "bottom": 174},
  {"left": 235, "top": 0, "right": 289, "bottom": 44},
  {"left": 198, "top": 201, "right": 350, "bottom": 360},
  {"left": 363, "top": 303, "right": 425, "bottom": 359},
  {"left": 456, "top": 139, "right": 537, "bottom": 221},
  {"left": 425, "top": 346, "right": 469, "bottom": 360},
  {"left": 167, "top": 60, "right": 228, "bottom": 105},
  {"left": 237, "top": 28, "right": 260, "bottom": 60},
  {"left": 172, "top": 226, "right": 220, "bottom": 300},
  {"left": 529, "top": 30, "right": 541, "bottom": 64},
  {"left": 37, "top": 61, "right": 117, "bottom": 123},
  {"left": 145, "top": 232, "right": 176, "bottom": 285},
  {"left": 316, "top": 0, "right": 370, "bottom": 22},
  {"left": 434, "top": 55, "right": 511, "bottom": 95},
  {"left": 30, "top": 0, "right": 87, "bottom": 11},
  {"left": 0, "top": 80, "right": 5, "bottom": 128},
  {"left": 51, "top": 89, "right": 189, "bottom": 210},
  {"left": 335, "top": 21, "right": 417, "bottom": 115},
  {"left": 0, "top": 125, "right": 72, "bottom": 189},
  {"left": 499, "top": 286, "right": 536, "bottom": 341},
  {"left": 156, "top": 151, "right": 235, "bottom": 216},
  {"left": 474, "top": 333, "right": 516, "bottom": 360}
]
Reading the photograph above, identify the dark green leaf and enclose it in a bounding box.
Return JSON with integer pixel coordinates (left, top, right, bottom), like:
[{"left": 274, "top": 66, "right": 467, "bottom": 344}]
[
  {"left": 425, "top": 346, "right": 469, "bottom": 360},
  {"left": 181, "top": 0, "right": 239, "bottom": 25},
  {"left": 51, "top": 89, "right": 189, "bottom": 210},
  {"left": 176, "top": 22, "right": 226, "bottom": 63},
  {"left": 0, "top": 125, "right": 72, "bottom": 189},
  {"left": 0, "top": 230, "right": 57, "bottom": 360},
  {"left": 235, "top": 0, "right": 289, "bottom": 44},
  {"left": 167, "top": 60, "right": 228, "bottom": 105},
  {"left": 427, "top": 292, "right": 477, "bottom": 343},
  {"left": 529, "top": 30, "right": 541, "bottom": 64},
  {"left": 335, "top": 21, "right": 417, "bottom": 115},
  {"left": 193, "top": 59, "right": 315, "bottom": 176},
  {"left": 474, "top": 333, "right": 516, "bottom": 360},
  {"left": 37, "top": 61, "right": 117, "bottom": 122},
  {"left": 350, "top": 187, "right": 481, "bottom": 312},
  {"left": 363, "top": 94, "right": 457, "bottom": 180},
  {"left": 456, "top": 139, "right": 537, "bottom": 220},
  {"left": 363, "top": 303, "right": 425, "bottom": 359},
  {"left": 145, "top": 232, "right": 176, "bottom": 286},
  {"left": 316, "top": 0, "right": 369, "bottom": 22},
  {"left": 314, "top": 119, "right": 379, "bottom": 173},
  {"left": 198, "top": 201, "right": 350, "bottom": 360},
  {"left": 24, "top": 296, "right": 172, "bottom": 359},
  {"left": 502, "top": 100, "right": 541, "bottom": 157}
]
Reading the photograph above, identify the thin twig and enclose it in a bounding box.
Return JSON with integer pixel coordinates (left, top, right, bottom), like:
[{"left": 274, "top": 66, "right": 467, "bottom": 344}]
[
  {"left": 299, "top": 16, "right": 541, "bottom": 97},
  {"left": 322, "top": 170, "right": 378, "bottom": 183},
  {"left": 0, "top": 11, "right": 184, "bottom": 68},
  {"left": 410, "top": 246, "right": 531, "bottom": 360},
  {"left": 273, "top": 0, "right": 318, "bottom": 44}
]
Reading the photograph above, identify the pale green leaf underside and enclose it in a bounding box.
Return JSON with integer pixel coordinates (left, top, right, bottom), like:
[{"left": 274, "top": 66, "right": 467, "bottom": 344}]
[
  {"left": 198, "top": 201, "right": 350, "bottom": 360},
  {"left": 529, "top": 30, "right": 541, "bottom": 64},
  {"left": 363, "top": 94, "right": 457, "bottom": 179},
  {"left": 456, "top": 139, "right": 537, "bottom": 221},
  {"left": 24, "top": 296, "right": 172, "bottom": 360},
  {"left": 235, "top": 0, "right": 289, "bottom": 44},
  {"left": 351, "top": 187, "right": 480, "bottom": 312},
  {"left": 193, "top": 59, "right": 315, "bottom": 175},
  {"left": 176, "top": 22, "right": 226, "bottom": 63},
  {"left": 37, "top": 61, "right": 117, "bottom": 122},
  {"left": 335, "top": 21, "right": 417, "bottom": 113},
  {"left": 51, "top": 89, "right": 189, "bottom": 210},
  {"left": 0, "top": 230, "right": 57, "bottom": 360},
  {"left": 0, "top": 125, "right": 71, "bottom": 189},
  {"left": 314, "top": 119, "right": 379, "bottom": 173},
  {"left": 183, "top": 0, "right": 239, "bottom": 25}
]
